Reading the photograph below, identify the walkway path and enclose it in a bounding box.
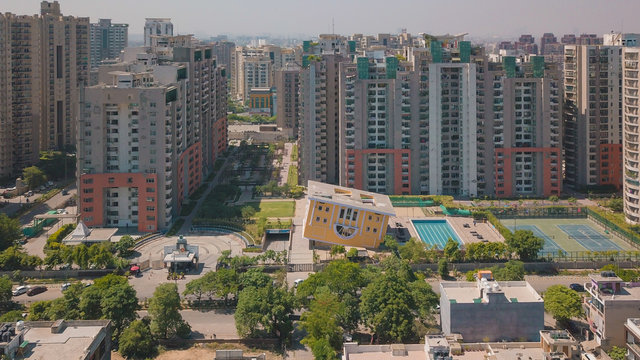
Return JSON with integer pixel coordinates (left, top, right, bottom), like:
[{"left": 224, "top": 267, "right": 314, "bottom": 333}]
[{"left": 288, "top": 198, "right": 313, "bottom": 264}]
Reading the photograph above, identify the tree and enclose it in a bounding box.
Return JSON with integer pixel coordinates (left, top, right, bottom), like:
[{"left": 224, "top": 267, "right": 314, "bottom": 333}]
[
  {"left": 382, "top": 235, "right": 399, "bottom": 252},
  {"left": 443, "top": 238, "right": 461, "bottom": 262},
  {"left": 296, "top": 260, "right": 365, "bottom": 306},
  {"left": 506, "top": 230, "right": 544, "bottom": 261},
  {"left": 544, "top": 285, "right": 584, "bottom": 326},
  {"left": 607, "top": 346, "right": 627, "bottom": 360},
  {"left": 398, "top": 238, "right": 429, "bottom": 263},
  {"left": 119, "top": 319, "right": 157, "bottom": 360},
  {"left": 235, "top": 284, "right": 294, "bottom": 340},
  {"left": 0, "top": 246, "right": 43, "bottom": 271},
  {"left": 329, "top": 245, "right": 346, "bottom": 259},
  {"left": 548, "top": 195, "right": 559, "bottom": 203},
  {"left": 211, "top": 268, "right": 239, "bottom": 305},
  {"left": 0, "top": 214, "right": 22, "bottom": 251},
  {"left": 72, "top": 244, "right": 90, "bottom": 269},
  {"left": 360, "top": 272, "right": 416, "bottom": 343},
  {"left": 300, "top": 288, "right": 344, "bottom": 356},
  {"left": 0, "top": 310, "right": 24, "bottom": 322},
  {"left": 22, "top": 165, "right": 47, "bottom": 190},
  {"left": 438, "top": 258, "right": 449, "bottom": 278},
  {"left": 115, "top": 235, "right": 136, "bottom": 258},
  {"left": 346, "top": 248, "right": 358, "bottom": 259},
  {"left": 0, "top": 275, "right": 12, "bottom": 307},
  {"left": 28, "top": 300, "right": 53, "bottom": 320},
  {"left": 309, "top": 337, "right": 337, "bottom": 360},
  {"left": 606, "top": 197, "right": 623, "bottom": 212},
  {"left": 101, "top": 282, "right": 139, "bottom": 340},
  {"left": 238, "top": 268, "right": 272, "bottom": 290},
  {"left": 148, "top": 283, "right": 188, "bottom": 339},
  {"left": 491, "top": 260, "right": 525, "bottom": 281}
]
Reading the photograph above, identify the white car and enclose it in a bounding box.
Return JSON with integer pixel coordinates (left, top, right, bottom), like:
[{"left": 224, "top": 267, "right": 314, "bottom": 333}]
[
  {"left": 293, "top": 279, "right": 304, "bottom": 287},
  {"left": 12, "top": 286, "right": 28, "bottom": 296},
  {"left": 61, "top": 283, "right": 71, "bottom": 291}
]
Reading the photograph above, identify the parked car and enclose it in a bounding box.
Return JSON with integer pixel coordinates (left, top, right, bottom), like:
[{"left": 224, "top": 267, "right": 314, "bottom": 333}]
[
  {"left": 46, "top": 181, "right": 53, "bottom": 187},
  {"left": 569, "top": 283, "right": 585, "bottom": 292},
  {"left": 12, "top": 286, "right": 28, "bottom": 296},
  {"left": 27, "top": 286, "right": 47, "bottom": 296},
  {"left": 61, "top": 189, "right": 69, "bottom": 196},
  {"left": 294, "top": 279, "right": 304, "bottom": 287},
  {"left": 61, "top": 283, "right": 71, "bottom": 291}
]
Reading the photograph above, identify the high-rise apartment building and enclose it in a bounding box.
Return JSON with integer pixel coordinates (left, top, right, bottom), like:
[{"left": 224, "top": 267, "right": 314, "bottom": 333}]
[
  {"left": 275, "top": 65, "right": 301, "bottom": 137},
  {"left": 488, "top": 56, "right": 562, "bottom": 197},
  {"left": 622, "top": 47, "right": 640, "bottom": 223},
  {"left": 212, "top": 40, "right": 235, "bottom": 78},
  {"left": 564, "top": 45, "right": 622, "bottom": 190},
  {"left": 78, "top": 46, "right": 227, "bottom": 232},
  {"left": 90, "top": 19, "right": 128, "bottom": 69},
  {"left": 144, "top": 18, "right": 173, "bottom": 47},
  {"left": 0, "top": 1, "right": 89, "bottom": 178}
]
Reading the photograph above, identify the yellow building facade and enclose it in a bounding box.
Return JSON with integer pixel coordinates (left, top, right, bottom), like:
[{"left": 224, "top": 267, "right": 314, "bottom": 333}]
[{"left": 302, "top": 181, "right": 395, "bottom": 248}]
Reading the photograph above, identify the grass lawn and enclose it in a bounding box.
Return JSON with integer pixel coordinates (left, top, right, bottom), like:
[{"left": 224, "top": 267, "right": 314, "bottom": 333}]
[
  {"left": 287, "top": 165, "right": 298, "bottom": 186},
  {"left": 291, "top": 144, "right": 298, "bottom": 162},
  {"left": 244, "top": 200, "right": 295, "bottom": 218}
]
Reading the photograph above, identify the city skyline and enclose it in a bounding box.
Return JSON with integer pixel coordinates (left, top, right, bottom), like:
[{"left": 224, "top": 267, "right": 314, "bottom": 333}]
[{"left": 3, "top": 0, "right": 640, "bottom": 39}]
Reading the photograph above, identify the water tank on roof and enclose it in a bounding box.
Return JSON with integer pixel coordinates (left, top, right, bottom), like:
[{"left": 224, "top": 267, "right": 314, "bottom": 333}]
[{"left": 16, "top": 321, "right": 24, "bottom": 331}]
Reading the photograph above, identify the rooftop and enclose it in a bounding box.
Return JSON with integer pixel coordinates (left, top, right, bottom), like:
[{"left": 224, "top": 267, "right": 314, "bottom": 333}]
[
  {"left": 440, "top": 280, "right": 543, "bottom": 304},
  {"left": 62, "top": 222, "right": 118, "bottom": 245},
  {"left": 586, "top": 282, "right": 640, "bottom": 301},
  {"left": 21, "top": 320, "right": 110, "bottom": 360},
  {"left": 307, "top": 181, "right": 395, "bottom": 216}
]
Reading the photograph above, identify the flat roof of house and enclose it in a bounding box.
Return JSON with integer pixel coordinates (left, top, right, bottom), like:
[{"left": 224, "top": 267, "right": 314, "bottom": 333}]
[
  {"left": 63, "top": 228, "right": 118, "bottom": 245},
  {"left": 23, "top": 321, "right": 109, "bottom": 360},
  {"left": 589, "top": 283, "right": 640, "bottom": 301},
  {"left": 440, "top": 281, "right": 543, "bottom": 304},
  {"left": 307, "top": 181, "right": 395, "bottom": 216}
]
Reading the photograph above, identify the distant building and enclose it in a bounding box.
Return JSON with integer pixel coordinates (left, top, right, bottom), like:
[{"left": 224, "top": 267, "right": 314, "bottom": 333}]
[
  {"left": 584, "top": 271, "right": 640, "bottom": 349},
  {"left": 0, "top": 320, "right": 111, "bottom": 360},
  {"left": 564, "top": 44, "right": 623, "bottom": 190},
  {"left": 90, "top": 19, "right": 128, "bottom": 69},
  {"left": 302, "top": 181, "right": 395, "bottom": 249},
  {"left": 248, "top": 87, "right": 276, "bottom": 116},
  {"left": 144, "top": 18, "right": 173, "bottom": 47},
  {"left": 275, "top": 66, "right": 301, "bottom": 138},
  {"left": 623, "top": 47, "right": 640, "bottom": 223},
  {"left": 440, "top": 276, "right": 544, "bottom": 342},
  {"left": 0, "top": 1, "right": 90, "bottom": 177}
]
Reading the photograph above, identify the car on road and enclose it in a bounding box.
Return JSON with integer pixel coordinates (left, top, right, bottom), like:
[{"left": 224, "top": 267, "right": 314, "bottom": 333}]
[
  {"left": 61, "top": 189, "right": 69, "bottom": 196},
  {"left": 294, "top": 279, "right": 304, "bottom": 287},
  {"left": 569, "top": 283, "right": 585, "bottom": 292},
  {"left": 12, "top": 286, "right": 28, "bottom": 296},
  {"left": 27, "top": 286, "right": 47, "bottom": 296},
  {"left": 61, "top": 283, "right": 71, "bottom": 291}
]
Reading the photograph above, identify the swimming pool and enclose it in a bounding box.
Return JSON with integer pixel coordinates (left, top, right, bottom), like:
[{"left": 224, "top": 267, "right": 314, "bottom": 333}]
[{"left": 411, "top": 219, "right": 462, "bottom": 249}]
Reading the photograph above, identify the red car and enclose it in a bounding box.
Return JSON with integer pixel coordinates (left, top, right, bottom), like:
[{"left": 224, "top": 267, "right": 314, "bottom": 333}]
[{"left": 27, "top": 286, "right": 47, "bottom": 296}]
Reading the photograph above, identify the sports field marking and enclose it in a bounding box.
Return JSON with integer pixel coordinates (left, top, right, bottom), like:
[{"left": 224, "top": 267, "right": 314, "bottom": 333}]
[
  {"left": 557, "top": 224, "right": 623, "bottom": 252},
  {"left": 506, "top": 224, "right": 564, "bottom": 253}
]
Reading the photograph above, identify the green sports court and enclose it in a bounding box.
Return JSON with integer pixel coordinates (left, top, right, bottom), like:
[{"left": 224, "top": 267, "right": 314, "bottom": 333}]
[{"left": 499, "top": 218, "right": 637, "bottom": 253}]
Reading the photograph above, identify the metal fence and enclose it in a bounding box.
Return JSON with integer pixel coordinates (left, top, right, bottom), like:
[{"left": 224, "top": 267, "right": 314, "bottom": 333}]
[
  {"left": 489, "top": 206, "right": 587, "bottom": 218},
  {"left": 586, "top": 208, "right": 640, "bottom": 248}
]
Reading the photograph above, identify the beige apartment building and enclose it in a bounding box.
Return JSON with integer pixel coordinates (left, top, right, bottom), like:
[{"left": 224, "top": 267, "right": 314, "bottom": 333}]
[
  {"left": 0, "top": 1, "right": 90, "bottom": 178},
  {"left": 275, "top": 65, "right": 301, "bottom": 137},
  {"left": 623, "top": 47, "right": 640, "bottom": 223}
]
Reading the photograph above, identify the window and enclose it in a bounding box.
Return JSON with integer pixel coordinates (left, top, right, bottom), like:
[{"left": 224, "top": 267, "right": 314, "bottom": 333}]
[
  {"left": 316, "top": 216, "right": 320, "bottom": 222},
  {"left": 339, "top": 209, "right": 345, "bottom": 218},
  {"left": 318, "top": 205, "right": 323, "bottom": 211},
  {"left": 325, "top": 207, "right": 329, "bottom": 212},
  {"left": 83, "top": 188, "right": 93, "bottom": 194},
  {"left": 83, "top": 198, "right": 93, "bottom": 203},
  {"left": 323, "top": 218, "right": 328, "bottom": 223},
  {"left": 83, "top": 178, "right": 93, "bottom": 184},
  {"left": 108, "top": 177, "right": 115, "bottom": 183},
  {"left": 146, "top": 187, "right": 155, "bottom": 193},
  {"left": 83, "top": 207, "right": 93, "bottom": 212},
  {"left": 146, "top": 206, "right": 155, "bottom": 211},
  {"left": 368, "top": 215, "right": 372, "bottom": 220},
  {"left": 352, "top": 211, "right": 358, "bottom": 221},
  {"left": 146, "top": 197, "right": 154, "bottom": 202},
  {"left": 366, "top": 227, "right": 370, "bottom": 232},
  {"left": 373, "top": 228, "right": 378, "bottom": 233},
  {"left": 146, "top": 178, "right": 155, "bottom": 183}
]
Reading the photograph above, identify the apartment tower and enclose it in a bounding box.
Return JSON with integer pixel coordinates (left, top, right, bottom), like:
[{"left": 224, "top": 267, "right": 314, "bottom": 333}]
[
  {"left": 90, "top": 19, "right": 128, "bottom": 69},
  {"left": 0, "top": 1, "right": 90, "bottom": 178}
]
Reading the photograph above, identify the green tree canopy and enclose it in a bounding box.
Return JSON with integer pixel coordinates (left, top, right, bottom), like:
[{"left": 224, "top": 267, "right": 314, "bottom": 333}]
[
  {"left": 119, "top": 318, "right": 157, "bottom": 360},
  {"left": 0, "top": 275, "right": 13, "bottom": 307},
  {"left": 0, "top": 246, "right": 43, "bottom": 270},
  {"left": 607, "top": 346, "right": 627, "bottom": 360},
  {"left": 492, "top": 260, "right": 525, "bottom": 281},
  {"left": 360, "top": 272, "right": 416, "bottom": 343},
  {"left": 148, "top": 283, "right": 188, "bottom": 339},
  {"left": 443, "top": 238, "right": 461, "bottom": 262},
  {"left": 115, "top": 235, "right": 136, "bottom": 258},
  {"left": 238, "top": 268, "right": 272, "bottom": 290},
  {"left": 0, "top": 214, "right": 22, "bottom": 251},
  {"left": 544, "top": 285, "right": 584, "bottom": 326},
  {"left": 22, "top": 166, "right": 47, "bottom": 190},
  {"left": 234, "top": 284, "right": 294, "bottom": 340},
  {"left": 506, "top": 230, "right": 544, "bottom": 261},
  {"left": 300, "top": 288, "right": 344, "bottom": 356}
]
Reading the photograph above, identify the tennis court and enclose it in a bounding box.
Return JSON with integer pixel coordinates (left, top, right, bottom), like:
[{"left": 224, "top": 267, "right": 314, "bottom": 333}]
[
  {"left": 557, "top": 225, "right": 623, "bottom": 252},
  {"left": 499, "top": 218, "right": 636, "bottom": 252},
  {"left": 505, "top": 224, "right": 564, "bottom": 254},
  {"left": 411, "top": 219, "right": 462, "bottom": 249}
]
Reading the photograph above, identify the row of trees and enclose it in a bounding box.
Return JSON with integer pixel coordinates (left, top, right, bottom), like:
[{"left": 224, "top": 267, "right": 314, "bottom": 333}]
[{"left": 297, "top": 257, "right": 438, "bottom": 359}]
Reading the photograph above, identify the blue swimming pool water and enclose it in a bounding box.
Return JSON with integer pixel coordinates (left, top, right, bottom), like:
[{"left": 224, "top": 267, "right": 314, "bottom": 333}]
[{"left": 411, "top": 219, "right": 462, "bottom": 249}]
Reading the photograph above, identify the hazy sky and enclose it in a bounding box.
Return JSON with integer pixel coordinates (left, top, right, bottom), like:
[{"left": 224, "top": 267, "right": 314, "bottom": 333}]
[{"left": 3, "top": 0, "right": 640, "bottom": 39}]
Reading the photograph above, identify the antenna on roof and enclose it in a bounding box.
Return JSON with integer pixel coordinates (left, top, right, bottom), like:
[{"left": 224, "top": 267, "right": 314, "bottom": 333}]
[{"left": 332, "top": 17, "right": 335, "bottom": 35}]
